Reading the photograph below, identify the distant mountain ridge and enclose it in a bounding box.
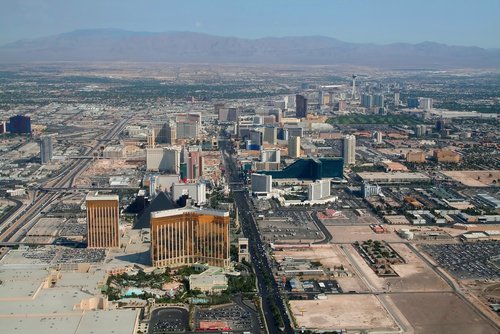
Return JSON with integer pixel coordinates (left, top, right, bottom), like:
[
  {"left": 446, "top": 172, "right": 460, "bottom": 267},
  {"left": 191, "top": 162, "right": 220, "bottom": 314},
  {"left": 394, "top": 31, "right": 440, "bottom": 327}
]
[{"left": 1, "top": 28, "right": 499, "bottom": 68}]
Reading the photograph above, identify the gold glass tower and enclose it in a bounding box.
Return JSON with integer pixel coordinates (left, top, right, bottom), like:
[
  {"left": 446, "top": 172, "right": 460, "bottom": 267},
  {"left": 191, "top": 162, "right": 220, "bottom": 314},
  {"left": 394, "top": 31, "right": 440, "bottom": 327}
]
[
  {"left": 86, "top": 193, "right": 120, "bottom": 248},
  {"left": 150, "top": 207, "right": 230, "bottom": 268}
]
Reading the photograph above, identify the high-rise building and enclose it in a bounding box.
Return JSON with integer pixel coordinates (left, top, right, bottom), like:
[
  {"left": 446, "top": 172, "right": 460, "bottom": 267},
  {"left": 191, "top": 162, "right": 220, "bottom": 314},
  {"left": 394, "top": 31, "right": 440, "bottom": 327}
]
[
  {"left": 419, "top": 98, "right": 433, "bottom": 110},
  {"left": 436, "top": 118, "right": 447, "bottom": 131},
  {"left": 286, "top": 126, "right": 303, "bottom": 138},
  {"left": 171, "top": 182, "right": 207, "bottom": 205},
  {"left": 338, "top": 100, "right": 347, "bottom": 111},
  {"left": 40, "top": 135, "right": 53, "bottom": 164},
  {"left": 407, "top": 98, "right": 419, "bottom": 108},
  {"left": 263, "top": 126, "right": 277, "bottom": 144},
  {"left": 268, "top": 109, "right": 282, "bottom": 123},
  {"left": 147, "top": 129, "right": 156, "bottom": 148},
  {"left": 156, "top": 122, "right": 176, "bottom": 144},
  {"left": 249, "top": 130, "right": 263, "bottom": 146},
  {"left": 288, "top": 136, "right": 301, "bottom": 158},
  {"left": 361, "top": 94, "right": 373, "bottom": 108},
  {"left": 415, "top": 125, "right": 427, "bottom": 137},
  {"left": 150, "top": 207, "right": 230, "bottom": 268},
  {"left": 251, "top": 173, "right": 272, "bottom": 193},
  {"left": 8, "top": 115, "right": 31, "bottom": 134},
  {"left": 86, "top": 193, "right": 120, "bottom": 248},
  {"left": 218, "top": 107, "right": 239, "bottom": 122},
  {"left": 295, "top": 95, "right": 308, "bottom": 118},
  {"left": 146, "top": 147, "right": 180, "bottom": 173},
  {"left": 373, "top": 94, "right": 384, "bottom": 108},
  {"left": 176, "top": 121, "right": 199, "bottom": 139},
  {"left": 318, "top": 91, "right": 324, "bottom": 106},
  {"left": 308, "top": 179, "right": 331, "bottom": 200},
  {"left": 394, "top": 92, "right": 400, "bottom": 107},
  {"left": 260, "top": 149, "right": 280, "bottom": 163},
  {"left": 343, "top": 135, "right": 356, "bottom": 165},
  {"left": 375, "top": 131, "right": 383, "bottom": 144}
]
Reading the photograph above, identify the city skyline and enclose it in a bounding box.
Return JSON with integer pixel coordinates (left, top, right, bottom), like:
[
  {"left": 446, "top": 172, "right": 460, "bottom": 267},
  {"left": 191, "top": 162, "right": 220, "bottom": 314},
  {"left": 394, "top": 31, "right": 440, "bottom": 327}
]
[{"left": 1, "top": 0, "right": 500, "bottom": 48}]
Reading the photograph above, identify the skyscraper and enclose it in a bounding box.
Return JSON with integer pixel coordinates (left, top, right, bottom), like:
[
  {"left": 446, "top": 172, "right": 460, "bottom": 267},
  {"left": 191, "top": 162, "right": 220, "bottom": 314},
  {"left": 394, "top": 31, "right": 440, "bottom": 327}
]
[
  {"left": 343, "top": 135, "right": 356, "bottom": 165},
  {"left": 295, "top": 94, "right": 308, "bottom": 118},
  {"left": 8, "top": 115, "right": 31, "bottom": 134},
  {"left": 288, "top": 136, "right": 301, "bottom": 158},
  {"left": 361, "top": 94, "right": 373, "bottom": 108},
  {"left": 407, "top": 98, "right": 419, "bottom": 108},
  {"left": 40, "top": 135, "right": 53, "bottom": 164},
  {"left": 147, "top": 128, "right": 156, "bottom": 148},
  {"left": 150, "top": 207, "right": 230, "bottom": 268},
  {"left": 419, "top": 98, "right": 433, "bottom": 110},
  {"left": 146, "top": 147, "right": 180, "bottom": 173},
  {"left": 394, "top": 91, "right": 400, "bottom": 107},
  {"left": 86, "top": 192, "right": 120, "bottom": 248},
  {"left": 373, "top": 94, "right": 384, "bottom": 108}
]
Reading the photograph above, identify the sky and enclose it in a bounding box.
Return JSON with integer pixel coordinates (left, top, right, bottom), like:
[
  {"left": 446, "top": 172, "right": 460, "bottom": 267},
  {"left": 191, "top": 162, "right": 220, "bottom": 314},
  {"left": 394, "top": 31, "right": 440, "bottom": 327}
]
[{"left": 1, "top": 0, "right": 499, "bottom": 48}]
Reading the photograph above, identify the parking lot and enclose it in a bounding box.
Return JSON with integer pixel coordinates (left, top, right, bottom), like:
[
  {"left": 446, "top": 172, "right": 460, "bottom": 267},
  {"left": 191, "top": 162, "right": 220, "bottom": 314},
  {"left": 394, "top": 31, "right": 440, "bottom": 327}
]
[
  {"left": 257, "top": 210, "right": 323, "bottom": 243},
  {"left": 195, "top": 303, "right": 255, "bottom": 331},
  {"left": 21, "top": 246, "right": 106, "bottom": 264},
  {"left": 422, "top": 241, "right": 500, "bottom": 280},
  {"left": 149, "top": 307, "right": 187, "bottom": 334}
]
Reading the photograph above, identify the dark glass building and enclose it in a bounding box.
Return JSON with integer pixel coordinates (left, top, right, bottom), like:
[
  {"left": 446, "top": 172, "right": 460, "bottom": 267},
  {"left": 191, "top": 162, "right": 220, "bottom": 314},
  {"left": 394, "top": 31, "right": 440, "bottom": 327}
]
[
  {"left": 260, "top": 157, "right": 344, "bottom": 180},
  {"left": 8, "top": 115, "right": 31, "bottom": 134},
  {"left": 295, "top": 94, "right": 308, "bottom": 118}
]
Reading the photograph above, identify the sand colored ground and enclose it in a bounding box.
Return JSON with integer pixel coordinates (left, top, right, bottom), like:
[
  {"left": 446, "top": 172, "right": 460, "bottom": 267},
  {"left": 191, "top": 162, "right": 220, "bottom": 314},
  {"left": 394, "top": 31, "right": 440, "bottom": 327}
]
[
  {"left": 290, "top": 295, "right": 397, "bottom": 330},
  {"left": 274, "top": 245, "right": 368, "bottom": 292},
  {"left": 390, "top": 292, "right": 499, "bottom": 334},
  {"left": 441, "top": 170, "right": 500, "bottom": 187},
  {"left": 328, "top": 225, "right": 402, "bottom": 243},
  {"left": 342, "top": 244, "right": 386, "bottom": 291},
  {"left": 386, "top": 243, "right": 451, "bottom": 292}
]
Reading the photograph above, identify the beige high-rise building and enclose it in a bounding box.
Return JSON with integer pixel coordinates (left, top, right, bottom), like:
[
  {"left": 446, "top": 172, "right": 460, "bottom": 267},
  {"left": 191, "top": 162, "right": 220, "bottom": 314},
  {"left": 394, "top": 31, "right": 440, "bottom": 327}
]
[
  {"left": 288, "top": 136, "right": 301, "bottom": 158},
  {"left": 150, "top": 207, "right": 230, "bottom": 268},
  {"left": 343, "top": 134, "right": 356, "bottom": 165},
  {"left": 147, "top": 128, "right": 156, "bottom": 148},
  {"left": 86, "top": 193, "right": 120, "bottom": 248}
]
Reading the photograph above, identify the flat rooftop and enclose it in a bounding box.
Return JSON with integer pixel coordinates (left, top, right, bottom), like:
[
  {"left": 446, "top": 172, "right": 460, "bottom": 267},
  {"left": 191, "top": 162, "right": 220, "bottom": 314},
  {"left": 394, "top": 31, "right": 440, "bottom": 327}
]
[
  {"left": 357, "top": 172, "right": 430, "bottom": 182},
  {"left": 86, "top": 192, "right": 119, "bottom": 201},
  {"left": 0, "top": 248, "right": 138, "bottom": 334},
  {"left": 151, "top": 207, "right": 229, "bottom": 219}
]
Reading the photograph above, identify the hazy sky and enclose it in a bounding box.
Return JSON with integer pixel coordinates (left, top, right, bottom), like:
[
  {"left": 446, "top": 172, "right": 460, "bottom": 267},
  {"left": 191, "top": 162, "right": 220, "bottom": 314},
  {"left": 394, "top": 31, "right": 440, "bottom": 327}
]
[{"left": 1, "top": 0, "right": 499, "bottom": 48}]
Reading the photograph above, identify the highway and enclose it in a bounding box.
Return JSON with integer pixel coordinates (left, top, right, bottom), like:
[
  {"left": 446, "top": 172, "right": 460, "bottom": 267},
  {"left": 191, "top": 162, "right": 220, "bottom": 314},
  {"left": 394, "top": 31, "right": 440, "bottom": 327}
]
[
  {"left": 221, "top": 138, "right": 294, "bottom": 334},
  {"left": 0, "top": 116, "right": 131, "bottom": 242}
]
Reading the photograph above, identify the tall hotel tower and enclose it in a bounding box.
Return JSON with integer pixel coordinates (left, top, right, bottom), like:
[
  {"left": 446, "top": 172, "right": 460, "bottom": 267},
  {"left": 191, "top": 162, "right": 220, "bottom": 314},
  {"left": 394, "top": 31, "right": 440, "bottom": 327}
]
[
  {"left": 86, "top": 192, "right": 120, "bottom": 248},
  {"left": 150, "top": 207, "right": 230, "bottom": 268}
]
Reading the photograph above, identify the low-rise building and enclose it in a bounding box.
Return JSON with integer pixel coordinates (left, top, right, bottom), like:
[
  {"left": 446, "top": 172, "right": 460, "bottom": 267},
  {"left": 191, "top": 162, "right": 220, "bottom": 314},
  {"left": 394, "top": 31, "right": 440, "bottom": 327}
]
[{"left": 189, "top": 266, "right": 228, "bottom": 294}]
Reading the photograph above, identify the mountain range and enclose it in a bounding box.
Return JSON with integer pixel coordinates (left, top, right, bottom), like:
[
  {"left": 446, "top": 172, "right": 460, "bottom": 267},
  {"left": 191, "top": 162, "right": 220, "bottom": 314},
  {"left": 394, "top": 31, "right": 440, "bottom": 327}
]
[{"left": 0, "top": 29, "right": 499, "bottom": 68}]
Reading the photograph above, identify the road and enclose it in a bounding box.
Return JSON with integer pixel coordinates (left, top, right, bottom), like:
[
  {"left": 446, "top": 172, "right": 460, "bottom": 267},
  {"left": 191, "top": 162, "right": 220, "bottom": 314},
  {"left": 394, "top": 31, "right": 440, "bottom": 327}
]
[
  {"left": 221, "top": 138, "right": 294, "bottom": 334},
  {"left": 0, "top": 116, "right": 131, "bottom": 242}
]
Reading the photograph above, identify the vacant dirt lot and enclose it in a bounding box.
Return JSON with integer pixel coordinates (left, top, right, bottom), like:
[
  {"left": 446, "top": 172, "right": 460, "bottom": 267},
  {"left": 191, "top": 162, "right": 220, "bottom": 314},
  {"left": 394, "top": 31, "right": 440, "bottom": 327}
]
[
  {"left": 441, "top": 170, "right": 500, "bottom": 187},
  {"left": 290, "top": 295, "right": 397, "bottom": 331},
  {"left": 327, "top": 225, "right": 402, "bottom": 243},
  {"left": 274, "top": 245, "right": 368, "bottom": 292},
  {"left": 387, "top": 244, "right": 451, "bottom": 292},
  {"left": 390, "top": 292, "right": 499, "bottom": 334}
]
